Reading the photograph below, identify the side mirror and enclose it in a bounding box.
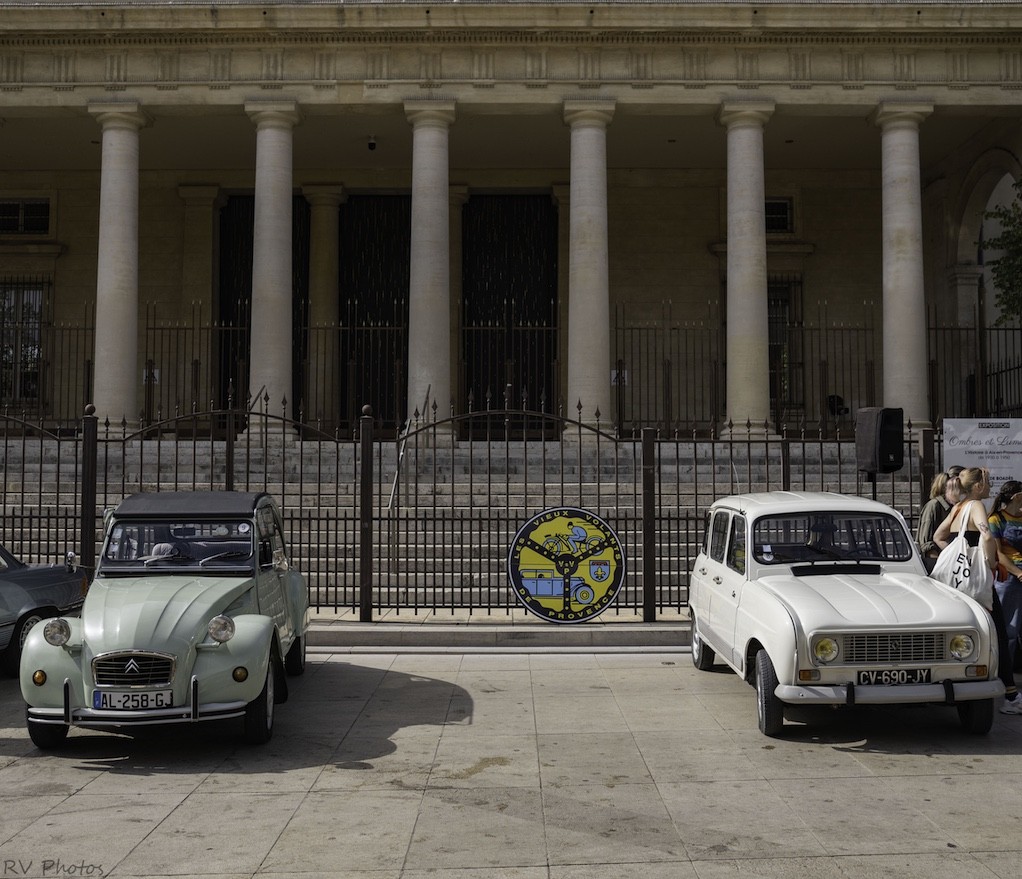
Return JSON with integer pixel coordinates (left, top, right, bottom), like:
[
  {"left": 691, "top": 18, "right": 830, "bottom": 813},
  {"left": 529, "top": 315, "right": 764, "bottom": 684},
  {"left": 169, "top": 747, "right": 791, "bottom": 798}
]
[
  {"left": 272, "top": 548, "right": 289, "bottom": 572},
  {"left": 65, "top": 551, "right": 79, "bottom": 573}
]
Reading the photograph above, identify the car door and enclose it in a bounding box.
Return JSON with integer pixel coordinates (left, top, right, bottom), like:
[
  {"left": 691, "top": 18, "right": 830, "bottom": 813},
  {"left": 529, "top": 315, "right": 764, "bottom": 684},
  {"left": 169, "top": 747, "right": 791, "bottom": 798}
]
[
  {"left": 719, "top": 514, "right": 749, "bottom": 670},
  {"left": 255, "top": 504, "right": 292, "bottom": 646},
  {"left": 699, "top": 509, "right": 734, "bottom": 654}
]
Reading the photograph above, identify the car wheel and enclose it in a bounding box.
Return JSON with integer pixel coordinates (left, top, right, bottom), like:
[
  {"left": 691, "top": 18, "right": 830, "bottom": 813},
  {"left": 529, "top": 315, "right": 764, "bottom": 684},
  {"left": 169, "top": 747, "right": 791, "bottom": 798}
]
[
  {"left": 755, "top": 649, "right": 785, "bottom": 737},
  {"left": 957, "top": 698, "right": 995, "bottom": 735},
  {"left": 3, "top": 613, "right": 44, "bottom": 675},
  {"left": 691, "top": 617, "right": 716, "bottom": 671},
  {"left": 284, "top": 633, "right": 306, "bottom": 676},
  {"left": 243, "top": 655, "right": 276, "bottom": 745},
  {"left": 26, "top": 711, "right": 69, "bottom": 750}
]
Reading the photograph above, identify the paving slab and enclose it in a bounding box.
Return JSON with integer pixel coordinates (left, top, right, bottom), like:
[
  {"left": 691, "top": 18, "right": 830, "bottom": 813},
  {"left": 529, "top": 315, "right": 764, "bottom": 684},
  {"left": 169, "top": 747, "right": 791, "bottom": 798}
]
[{"left": 0, "top": 651, "right": 1021, "bottom": 878}]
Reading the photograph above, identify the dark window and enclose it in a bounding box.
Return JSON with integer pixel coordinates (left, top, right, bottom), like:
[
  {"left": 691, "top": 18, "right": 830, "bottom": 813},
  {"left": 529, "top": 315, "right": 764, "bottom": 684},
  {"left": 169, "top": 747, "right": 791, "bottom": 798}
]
[
  {"left": 765, "top": 198, "right": 793, "bottom": 234},
  {"left": 0, "top": 199, "right": 50, "bottom": 235}
]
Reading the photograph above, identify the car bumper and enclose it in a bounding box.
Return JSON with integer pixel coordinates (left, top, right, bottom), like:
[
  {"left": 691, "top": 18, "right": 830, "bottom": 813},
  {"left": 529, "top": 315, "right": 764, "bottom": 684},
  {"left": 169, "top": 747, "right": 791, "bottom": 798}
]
[
  {"left": 775, "top": 679, "right": 1005, "bottom": 706},
  {"left": 26, "top": 675, "right": 247, "bottom": 729}
]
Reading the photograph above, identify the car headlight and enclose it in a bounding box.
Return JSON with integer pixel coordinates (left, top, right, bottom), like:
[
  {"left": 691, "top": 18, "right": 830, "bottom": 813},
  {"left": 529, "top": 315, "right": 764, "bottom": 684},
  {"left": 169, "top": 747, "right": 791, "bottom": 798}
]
[
  {"left": 813, "top": 637, "right": 840, "bottom": 663},
  {"left": 208, "top": 615, "right": 236, "bottom": 644},
  {"left": 43, "top": 618, "right": 71, "bottom": 647},
  {"left": 949, "top": 634, "right": 975, "bottom": 660}
]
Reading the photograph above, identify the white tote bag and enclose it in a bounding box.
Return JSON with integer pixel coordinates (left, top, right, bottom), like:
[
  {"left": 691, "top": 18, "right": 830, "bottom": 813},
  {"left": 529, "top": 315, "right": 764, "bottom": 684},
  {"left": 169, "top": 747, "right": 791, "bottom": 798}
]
[{"left": 930, "top": 502, "right": 994, "bottom": 611}]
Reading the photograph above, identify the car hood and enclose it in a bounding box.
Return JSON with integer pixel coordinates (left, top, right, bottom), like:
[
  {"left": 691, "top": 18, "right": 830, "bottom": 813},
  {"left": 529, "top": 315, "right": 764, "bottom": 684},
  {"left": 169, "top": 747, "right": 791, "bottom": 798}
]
[
  {"left": 756, "top": 569, "right": 985, "bottom": 631},
  {"left": 82, "top": 575, "right": 254, "bottom": 654}
]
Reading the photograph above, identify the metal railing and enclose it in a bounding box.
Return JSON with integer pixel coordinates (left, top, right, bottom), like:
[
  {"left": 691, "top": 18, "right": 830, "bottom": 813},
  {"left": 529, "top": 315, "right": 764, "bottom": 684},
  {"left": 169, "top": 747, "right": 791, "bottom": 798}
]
[{"left": 0, "top": 403, "right": 936, "bottom": 619}]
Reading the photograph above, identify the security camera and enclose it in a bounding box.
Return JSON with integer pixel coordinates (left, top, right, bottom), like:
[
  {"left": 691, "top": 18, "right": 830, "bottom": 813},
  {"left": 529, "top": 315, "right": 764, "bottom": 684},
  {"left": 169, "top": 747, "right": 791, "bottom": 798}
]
[{"left": 368, "top": 135, "right": 377, "bottom": 151}]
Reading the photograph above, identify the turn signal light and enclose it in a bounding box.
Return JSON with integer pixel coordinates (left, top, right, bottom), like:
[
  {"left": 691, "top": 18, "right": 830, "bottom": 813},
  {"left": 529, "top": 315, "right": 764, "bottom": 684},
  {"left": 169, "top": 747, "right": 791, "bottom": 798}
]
[
  {"left": 232, "top": 667, "right": 249, "bottom": 682},
  {"left": 32, "top": 670, "right": 47, "bottom": 686}
]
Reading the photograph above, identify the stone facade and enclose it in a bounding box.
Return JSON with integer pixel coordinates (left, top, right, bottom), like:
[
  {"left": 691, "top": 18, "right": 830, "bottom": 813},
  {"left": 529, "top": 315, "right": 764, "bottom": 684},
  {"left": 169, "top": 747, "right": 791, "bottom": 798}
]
[{"left": 0, "top": 1, "right": 1019, "bottom": 430}]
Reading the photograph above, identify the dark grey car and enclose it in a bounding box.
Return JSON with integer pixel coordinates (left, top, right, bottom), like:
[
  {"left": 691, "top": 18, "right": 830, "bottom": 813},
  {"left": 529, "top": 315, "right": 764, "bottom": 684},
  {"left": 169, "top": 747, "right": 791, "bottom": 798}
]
[{"left": 0, "top": 543, "right": 87, "bottom": 674}]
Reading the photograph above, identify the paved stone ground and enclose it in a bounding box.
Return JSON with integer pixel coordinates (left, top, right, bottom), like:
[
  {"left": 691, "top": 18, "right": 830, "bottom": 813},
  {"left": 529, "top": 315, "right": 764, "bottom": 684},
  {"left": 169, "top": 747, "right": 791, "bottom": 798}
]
[{"left": 2, "top": 650, "right": 1022, "bottom": 878}]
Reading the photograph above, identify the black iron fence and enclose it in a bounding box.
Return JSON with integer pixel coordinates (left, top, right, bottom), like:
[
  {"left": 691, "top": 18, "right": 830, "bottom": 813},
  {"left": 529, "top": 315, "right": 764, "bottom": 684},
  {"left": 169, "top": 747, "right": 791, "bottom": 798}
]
[
  {"left": 0, "top": 402, "right": 939, "bottom": 619},
  {"left": 4, "top": 301, "right": 1020, "bottom": 433}
]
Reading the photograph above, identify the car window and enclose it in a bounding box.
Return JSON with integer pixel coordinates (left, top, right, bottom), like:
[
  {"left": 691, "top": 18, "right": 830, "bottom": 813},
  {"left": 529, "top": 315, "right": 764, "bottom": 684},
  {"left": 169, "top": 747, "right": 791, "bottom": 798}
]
[
  {"left": 752, "top": 511, "right": 915, "bottom": 564},
  {"left": 709, "top": 511, "right": 729, "bottom": 563},
  {"left": 727, "top": 515, "right": 747, "bottom": 575},
  {"left": 101, "top": 519, "right": 254, "bottom": 569}
]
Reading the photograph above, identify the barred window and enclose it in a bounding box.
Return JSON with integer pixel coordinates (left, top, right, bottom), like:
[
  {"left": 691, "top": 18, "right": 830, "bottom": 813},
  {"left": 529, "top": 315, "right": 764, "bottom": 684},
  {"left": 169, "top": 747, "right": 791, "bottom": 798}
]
[
  {"left": 0, "top": 198, "right": 51, "bottom": 236},
  {"left": 0, "top": 277, "right": 49, "bottom": 404}
]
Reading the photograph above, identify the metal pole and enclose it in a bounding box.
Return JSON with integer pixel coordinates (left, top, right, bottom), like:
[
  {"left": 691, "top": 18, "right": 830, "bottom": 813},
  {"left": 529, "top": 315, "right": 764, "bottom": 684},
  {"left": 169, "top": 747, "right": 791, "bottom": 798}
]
[
  {"left": 359, "top": 405, "right": 374, "bottom": 622},
  {"left": 641, "top": 427, "right": 656, "bottom": 622},
  {"left": 79, "top": 403, "right": 98, "bottom": 575}
]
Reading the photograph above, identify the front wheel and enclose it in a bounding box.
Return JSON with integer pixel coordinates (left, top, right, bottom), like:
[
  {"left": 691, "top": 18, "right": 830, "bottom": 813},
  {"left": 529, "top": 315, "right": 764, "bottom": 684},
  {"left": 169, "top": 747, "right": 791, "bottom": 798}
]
[
  {"left": 691, "top": 618, "right": 716, "bottom": 671},
  {"left": 27, "top": 711, "right": 69, "bottom": 750},
  {"left": 243, "top": 657, "right": 276, "bottom": 745},
  {"left": 755, "top": 649, "right": 785, "bottom": 737},
  {"left": 957, "top": 698, "right": 994, "bottom": 735}
]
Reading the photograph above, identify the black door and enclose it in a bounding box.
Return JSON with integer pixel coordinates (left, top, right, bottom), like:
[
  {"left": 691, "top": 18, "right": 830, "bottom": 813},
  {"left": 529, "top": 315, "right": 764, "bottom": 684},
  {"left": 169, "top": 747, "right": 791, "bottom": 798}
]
[{"left": 460, "top": 194, "right": 558, "bottom": 431}]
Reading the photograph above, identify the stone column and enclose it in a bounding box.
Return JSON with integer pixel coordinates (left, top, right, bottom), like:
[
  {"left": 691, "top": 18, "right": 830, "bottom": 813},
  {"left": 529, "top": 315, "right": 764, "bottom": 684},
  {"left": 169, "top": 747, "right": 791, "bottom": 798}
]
[
  {"left": 873, "top": 102, "right": 933, "bottom": 428},
  {"left": 405, "top": 100, "right": 455, "bottom": 423},
  {"left": 245, "top": 101, "right": 301, "bottom": 416},
  {"left": 88, "top": 102, "right": 148, "bottom": 423},
  {"left": 718, "top": 100, "right": 774, "bottom": 434},
  {"left": 177, "top": 184, "right": 220, "bottom": 409},
  {"left": 303, "top": 184, "right": 345, "bottom": 426},
  {"left": 449, "top": 185, "right": 469, "bottom": 416},
  {"left": 564, "top": 99, "right": 614, "bottom": 424}
]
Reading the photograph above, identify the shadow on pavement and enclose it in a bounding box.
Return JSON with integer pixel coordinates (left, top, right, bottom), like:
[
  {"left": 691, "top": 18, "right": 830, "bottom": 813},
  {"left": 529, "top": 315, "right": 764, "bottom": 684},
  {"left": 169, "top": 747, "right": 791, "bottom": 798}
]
[{"left": 4, "top": 660, "right": 474, "bottom": 772}]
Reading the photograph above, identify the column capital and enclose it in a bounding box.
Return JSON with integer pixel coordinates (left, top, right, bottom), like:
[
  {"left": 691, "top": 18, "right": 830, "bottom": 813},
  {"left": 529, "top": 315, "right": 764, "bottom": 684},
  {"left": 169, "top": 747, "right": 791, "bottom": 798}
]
[
  {"left": 563, "top": 99, "right": 615, "bottom": 128},
  {"left": 405, "top": 99, "right": 456, "bottom": 128},
  {"left": 872, "top": 102, "right": 933, "bottom": 130},
  {"left": 88, "top": 101, "right": 150, "bottom": 131},
  {"left": 717, "top": 100, "right": 774, "bottom": 130},
  {"left": 302, "top": 184, "right": 347, "bottom": 207},
  {"left": 245, "top": 100, "right": 302, "bottom": 129}
]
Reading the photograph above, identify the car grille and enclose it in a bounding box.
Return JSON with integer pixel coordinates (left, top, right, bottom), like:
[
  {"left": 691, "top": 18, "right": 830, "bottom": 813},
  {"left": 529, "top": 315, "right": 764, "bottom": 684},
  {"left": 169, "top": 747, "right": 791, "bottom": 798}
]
[
  {"left": 93, "top": 651, "right": 175, "bottom": 687},
  {"left": 842, "top": 633, "right": 946, "bottom": 664}
]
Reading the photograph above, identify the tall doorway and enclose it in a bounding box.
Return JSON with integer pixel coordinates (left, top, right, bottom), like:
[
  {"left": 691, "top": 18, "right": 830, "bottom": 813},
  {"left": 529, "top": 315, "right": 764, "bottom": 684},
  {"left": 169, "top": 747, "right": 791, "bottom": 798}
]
[{"left": 460, "top": 194, "right": 559, "bottom": 429}]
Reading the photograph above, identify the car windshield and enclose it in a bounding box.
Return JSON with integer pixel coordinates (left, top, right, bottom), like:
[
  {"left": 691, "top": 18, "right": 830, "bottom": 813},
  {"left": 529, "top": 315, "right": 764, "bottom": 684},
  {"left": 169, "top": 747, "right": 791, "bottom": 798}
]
[
  {"left": 100, "top": 519, "right": 254, "bottom": 570},
  {"left": 752, "top": 511, "right": 915, "bottom": 565}
]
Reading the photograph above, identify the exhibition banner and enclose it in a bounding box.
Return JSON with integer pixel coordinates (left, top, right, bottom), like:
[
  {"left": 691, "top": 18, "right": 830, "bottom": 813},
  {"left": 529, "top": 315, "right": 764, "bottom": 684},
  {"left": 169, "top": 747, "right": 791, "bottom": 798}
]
[{"left": 943, "top": 418, "right": 1022, "bottom": 498}]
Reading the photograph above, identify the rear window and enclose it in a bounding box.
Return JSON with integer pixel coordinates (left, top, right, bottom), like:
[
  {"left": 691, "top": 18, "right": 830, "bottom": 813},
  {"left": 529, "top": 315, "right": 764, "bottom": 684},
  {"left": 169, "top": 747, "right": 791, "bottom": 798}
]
[{"left": 752, "top": 511, "right": 915, "bottom": 565}]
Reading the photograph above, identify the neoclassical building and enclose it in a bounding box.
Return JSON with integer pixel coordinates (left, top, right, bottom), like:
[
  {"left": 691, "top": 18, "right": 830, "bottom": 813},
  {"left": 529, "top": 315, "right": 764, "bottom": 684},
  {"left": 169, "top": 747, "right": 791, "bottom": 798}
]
[{"left": 0, "top": 0, "right": 1020, "bottom": 435}]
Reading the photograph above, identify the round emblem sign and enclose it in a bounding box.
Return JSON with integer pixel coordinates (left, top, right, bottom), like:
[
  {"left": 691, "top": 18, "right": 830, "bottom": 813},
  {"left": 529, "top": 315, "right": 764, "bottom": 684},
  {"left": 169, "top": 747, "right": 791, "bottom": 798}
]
[{"left": 507, "top": 507, "right": 625, "bottom": 624}]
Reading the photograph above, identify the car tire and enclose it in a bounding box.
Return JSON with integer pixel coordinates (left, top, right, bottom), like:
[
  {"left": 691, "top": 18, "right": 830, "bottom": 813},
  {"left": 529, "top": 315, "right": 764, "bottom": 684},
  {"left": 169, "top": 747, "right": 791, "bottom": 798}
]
[
  {"left": 755, "top": 649, "right": 785, "bottom": 737},
  {"left": 3, "top": 613, "right": 44, "bottom": 675},
  {"left": 691, "top": 617, "right": 716, "bottom": 671},
  {"left": 243, "top": 654, "right": 276, "bottom": 745},
  {"left": 284, "top": 633, "right": 306, "bottom": 676},
  {"left": 26, "top": 712, "right": 69, "bottom": 750},
  {"left": 957, "top": 698, "right": 995, "bottom": 735}
]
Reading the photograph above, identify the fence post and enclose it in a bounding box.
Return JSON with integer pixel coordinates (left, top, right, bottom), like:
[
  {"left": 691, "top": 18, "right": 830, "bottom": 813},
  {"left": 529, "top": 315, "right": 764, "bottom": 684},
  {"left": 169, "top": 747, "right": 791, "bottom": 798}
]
[
  {"left": 919, "top": 427, "right": 935, "bottom": 502},
  {"left": 225, "top": 406, "right": 235, "bottom": 492},
  {"left": 79, "top": 404, "right": 98, "bottom": 575},
  {"left": 641, "top": 427, "right": 656, "bottom": 622},
  {"left": 359, "top": 405, "right": 374, "bottom": 622}
]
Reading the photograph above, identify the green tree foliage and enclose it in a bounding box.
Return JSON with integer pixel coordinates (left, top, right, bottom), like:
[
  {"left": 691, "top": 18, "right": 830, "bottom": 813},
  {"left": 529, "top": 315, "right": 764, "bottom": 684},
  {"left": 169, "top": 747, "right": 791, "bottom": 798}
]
[{"left": 982, "top": 180, "right": 1022, "bottom": 326}]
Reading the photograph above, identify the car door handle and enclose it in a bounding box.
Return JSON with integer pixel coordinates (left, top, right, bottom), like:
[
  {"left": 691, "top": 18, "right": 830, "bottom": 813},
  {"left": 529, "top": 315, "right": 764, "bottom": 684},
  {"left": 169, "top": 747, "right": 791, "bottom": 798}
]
[{"left": 712, "top": 576, "right": 722, "bottom": 584}]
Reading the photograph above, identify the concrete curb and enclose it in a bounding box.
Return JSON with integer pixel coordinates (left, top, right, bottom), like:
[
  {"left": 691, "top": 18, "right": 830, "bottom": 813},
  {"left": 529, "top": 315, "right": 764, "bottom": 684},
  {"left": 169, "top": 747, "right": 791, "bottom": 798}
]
[{"left": 308, "top": 621, "right": 692, "bottom": 651}]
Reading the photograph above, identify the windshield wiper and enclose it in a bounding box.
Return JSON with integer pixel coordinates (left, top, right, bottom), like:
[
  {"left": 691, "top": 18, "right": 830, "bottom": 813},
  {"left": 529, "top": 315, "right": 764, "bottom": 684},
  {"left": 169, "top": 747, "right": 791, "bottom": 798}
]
[{"left": 199, "top": 551, "right": 252, "bottom": 567}]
